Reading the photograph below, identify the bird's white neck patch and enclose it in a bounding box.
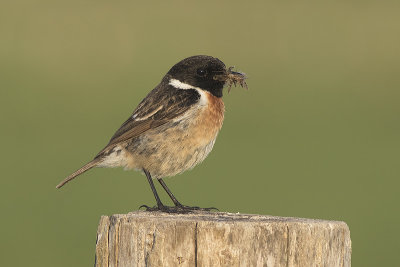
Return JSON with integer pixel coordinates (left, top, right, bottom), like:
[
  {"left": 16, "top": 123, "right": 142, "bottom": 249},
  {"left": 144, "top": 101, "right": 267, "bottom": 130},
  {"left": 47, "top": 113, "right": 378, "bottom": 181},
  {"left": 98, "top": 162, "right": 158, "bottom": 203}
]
[
  {"left": 169, "top": 78, "right": 208, "bottom": 106},
  {"left": 169, "top": 78, "right": 201, "bottom": 90}
]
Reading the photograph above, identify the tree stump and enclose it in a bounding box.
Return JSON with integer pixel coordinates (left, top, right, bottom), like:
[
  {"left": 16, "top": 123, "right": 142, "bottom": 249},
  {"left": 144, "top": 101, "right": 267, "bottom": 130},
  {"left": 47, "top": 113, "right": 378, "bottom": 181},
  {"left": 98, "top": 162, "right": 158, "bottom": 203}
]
[{"left": 95, "top": 211, "right": 351, "bottom": 267}]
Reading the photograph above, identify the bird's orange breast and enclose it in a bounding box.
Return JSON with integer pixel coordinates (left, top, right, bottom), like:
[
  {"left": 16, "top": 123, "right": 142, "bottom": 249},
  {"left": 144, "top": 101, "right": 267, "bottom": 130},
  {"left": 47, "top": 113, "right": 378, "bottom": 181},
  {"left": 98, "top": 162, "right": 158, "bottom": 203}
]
[{"left": 199, "top": 91, "right": 225, "bottom": 139}]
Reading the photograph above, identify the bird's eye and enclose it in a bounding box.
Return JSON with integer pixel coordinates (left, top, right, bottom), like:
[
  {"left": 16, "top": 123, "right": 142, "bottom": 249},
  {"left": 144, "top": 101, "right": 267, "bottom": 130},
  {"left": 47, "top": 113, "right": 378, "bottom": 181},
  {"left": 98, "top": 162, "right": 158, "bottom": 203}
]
[{"left": 196, "top": 68, "right": 207, "bottom": 77}]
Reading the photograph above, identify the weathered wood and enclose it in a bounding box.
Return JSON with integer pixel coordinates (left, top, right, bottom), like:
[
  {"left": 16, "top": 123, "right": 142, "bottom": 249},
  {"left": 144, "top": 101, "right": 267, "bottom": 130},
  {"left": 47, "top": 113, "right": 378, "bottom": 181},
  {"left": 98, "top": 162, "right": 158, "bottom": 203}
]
[{"left": 95, "top": 211, "right": 351, "bottom": 267}]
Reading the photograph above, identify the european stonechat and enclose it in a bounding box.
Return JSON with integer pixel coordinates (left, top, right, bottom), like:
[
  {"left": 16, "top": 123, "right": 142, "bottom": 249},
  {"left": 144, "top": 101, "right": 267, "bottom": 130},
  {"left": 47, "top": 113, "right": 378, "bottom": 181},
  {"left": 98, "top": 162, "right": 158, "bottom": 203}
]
[{"left": 56, "top": 55, "right": 247, "bottom": 212}]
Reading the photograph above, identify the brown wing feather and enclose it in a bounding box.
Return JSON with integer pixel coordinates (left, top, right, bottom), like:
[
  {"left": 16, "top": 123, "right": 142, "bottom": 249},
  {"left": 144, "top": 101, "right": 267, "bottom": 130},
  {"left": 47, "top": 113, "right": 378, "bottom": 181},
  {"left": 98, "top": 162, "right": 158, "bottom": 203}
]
[{"left": 95, "top": 84, "right": 200, "bottom": 158}]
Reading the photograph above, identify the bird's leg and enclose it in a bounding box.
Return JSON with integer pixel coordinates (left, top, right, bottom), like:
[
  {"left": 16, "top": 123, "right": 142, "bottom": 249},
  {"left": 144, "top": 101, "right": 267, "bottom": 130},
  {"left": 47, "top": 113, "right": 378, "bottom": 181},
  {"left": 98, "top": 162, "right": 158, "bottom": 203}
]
[
  {"left": 141, "top": 169, "right": 166, "bottom": 211},
  {"left": 157, "top": 178, "right": 218, "bottom": 212},
  {"left": 157, "top": 178, "right": 184, "bottom": 207}
]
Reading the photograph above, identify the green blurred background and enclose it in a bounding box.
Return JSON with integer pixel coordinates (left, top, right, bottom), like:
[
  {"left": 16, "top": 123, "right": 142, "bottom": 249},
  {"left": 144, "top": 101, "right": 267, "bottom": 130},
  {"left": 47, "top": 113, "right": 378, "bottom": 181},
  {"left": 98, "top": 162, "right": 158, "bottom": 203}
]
[{"left": 1, "top": 1, "right": 399, "bottom": 266}]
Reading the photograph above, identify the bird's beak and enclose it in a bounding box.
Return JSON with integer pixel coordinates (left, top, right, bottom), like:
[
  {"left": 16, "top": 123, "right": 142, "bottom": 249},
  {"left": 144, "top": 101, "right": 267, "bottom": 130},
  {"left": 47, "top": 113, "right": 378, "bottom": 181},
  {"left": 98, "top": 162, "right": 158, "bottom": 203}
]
[{"left": 214, "top": 67, "right": 248, "bottom": 92}]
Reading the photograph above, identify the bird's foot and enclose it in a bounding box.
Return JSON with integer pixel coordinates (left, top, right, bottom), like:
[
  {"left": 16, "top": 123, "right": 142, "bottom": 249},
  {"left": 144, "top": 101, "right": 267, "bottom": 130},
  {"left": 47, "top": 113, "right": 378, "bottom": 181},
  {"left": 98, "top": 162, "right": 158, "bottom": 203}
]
[
  {"left": 175, "top": 204, "right": 219, "bottom": 213},
  {"left": 139, "top": 204, "right": 170, "bottom": 212},
  {"left": 139, "top": 204, "right": 218, "bottom": 214}
]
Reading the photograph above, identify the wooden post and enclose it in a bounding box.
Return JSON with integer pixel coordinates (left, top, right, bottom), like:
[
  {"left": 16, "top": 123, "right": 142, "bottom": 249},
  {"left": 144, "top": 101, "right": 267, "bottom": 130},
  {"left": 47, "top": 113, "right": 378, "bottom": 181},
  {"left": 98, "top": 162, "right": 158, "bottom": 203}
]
[{"left": 95, "top": 211, "right": 351, "bottom": 267}]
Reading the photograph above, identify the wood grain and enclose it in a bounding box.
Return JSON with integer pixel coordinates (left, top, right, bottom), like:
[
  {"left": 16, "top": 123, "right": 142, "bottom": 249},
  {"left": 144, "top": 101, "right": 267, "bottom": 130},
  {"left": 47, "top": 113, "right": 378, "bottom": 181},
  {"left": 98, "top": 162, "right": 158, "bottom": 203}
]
[{"left": 95, "top": 211, "right": 351, "bottom": 267}]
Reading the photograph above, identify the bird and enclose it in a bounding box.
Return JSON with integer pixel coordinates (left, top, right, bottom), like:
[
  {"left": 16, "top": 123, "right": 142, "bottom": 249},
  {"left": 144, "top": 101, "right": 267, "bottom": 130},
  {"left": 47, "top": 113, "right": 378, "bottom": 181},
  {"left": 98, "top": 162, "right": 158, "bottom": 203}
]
[{"left": 56, "top": 55, "right": 247, "bottom": 212}]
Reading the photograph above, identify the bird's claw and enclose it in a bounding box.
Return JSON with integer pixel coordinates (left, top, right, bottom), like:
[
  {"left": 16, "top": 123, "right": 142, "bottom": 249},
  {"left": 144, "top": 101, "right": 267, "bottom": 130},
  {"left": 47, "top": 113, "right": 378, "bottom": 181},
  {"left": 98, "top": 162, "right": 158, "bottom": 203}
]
[
  {"left": 176, "top": 204, "right": 219, "bottom": 212},
  {"left": 139, "top": 204, "right": 218, "bottom": 213}
]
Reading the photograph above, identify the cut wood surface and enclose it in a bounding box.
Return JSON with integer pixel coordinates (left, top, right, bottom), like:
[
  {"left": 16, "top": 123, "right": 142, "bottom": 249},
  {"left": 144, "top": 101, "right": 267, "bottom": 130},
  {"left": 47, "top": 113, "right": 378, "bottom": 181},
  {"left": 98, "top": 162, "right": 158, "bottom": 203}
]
[{"left": 95, "top": 211, "right": 351, "bottom": 267}]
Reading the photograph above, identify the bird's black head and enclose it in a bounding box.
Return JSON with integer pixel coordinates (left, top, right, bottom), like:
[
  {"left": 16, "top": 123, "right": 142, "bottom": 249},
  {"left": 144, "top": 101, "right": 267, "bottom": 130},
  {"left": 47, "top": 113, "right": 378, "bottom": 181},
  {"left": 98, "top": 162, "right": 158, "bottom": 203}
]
[{"left": 166, "top": 55, "right": 227, "bottom": 98}]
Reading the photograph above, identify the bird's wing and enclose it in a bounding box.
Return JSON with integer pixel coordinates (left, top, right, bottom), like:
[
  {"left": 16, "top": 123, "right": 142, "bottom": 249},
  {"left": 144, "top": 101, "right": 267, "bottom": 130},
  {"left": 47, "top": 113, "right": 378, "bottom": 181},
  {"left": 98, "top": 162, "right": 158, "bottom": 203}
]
[{"left": 95, "top": 85, "right": 200, "bottom": 158}]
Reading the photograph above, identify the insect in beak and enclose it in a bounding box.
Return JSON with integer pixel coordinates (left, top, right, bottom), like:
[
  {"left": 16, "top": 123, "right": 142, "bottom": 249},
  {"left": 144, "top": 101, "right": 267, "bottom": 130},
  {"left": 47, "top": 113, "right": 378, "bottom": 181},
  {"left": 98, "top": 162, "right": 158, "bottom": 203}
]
[{"left": 214, "top": 66, "right": 248, "bottom": 92}]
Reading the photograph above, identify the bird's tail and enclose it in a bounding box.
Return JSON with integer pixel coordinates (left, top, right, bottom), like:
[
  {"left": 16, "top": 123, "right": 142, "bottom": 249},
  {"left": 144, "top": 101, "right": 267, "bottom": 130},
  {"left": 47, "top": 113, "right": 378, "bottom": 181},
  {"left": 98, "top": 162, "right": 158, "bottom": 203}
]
[{"left": 56, "top": 158, "right": 101, "bottom": 189}]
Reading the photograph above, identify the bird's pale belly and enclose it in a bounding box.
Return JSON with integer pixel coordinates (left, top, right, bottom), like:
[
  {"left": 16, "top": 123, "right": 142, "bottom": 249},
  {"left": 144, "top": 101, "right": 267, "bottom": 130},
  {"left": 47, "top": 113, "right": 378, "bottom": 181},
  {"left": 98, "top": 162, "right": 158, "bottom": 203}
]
[{"left": 128, "top": 128, "right": 218, "bottom": 178}]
